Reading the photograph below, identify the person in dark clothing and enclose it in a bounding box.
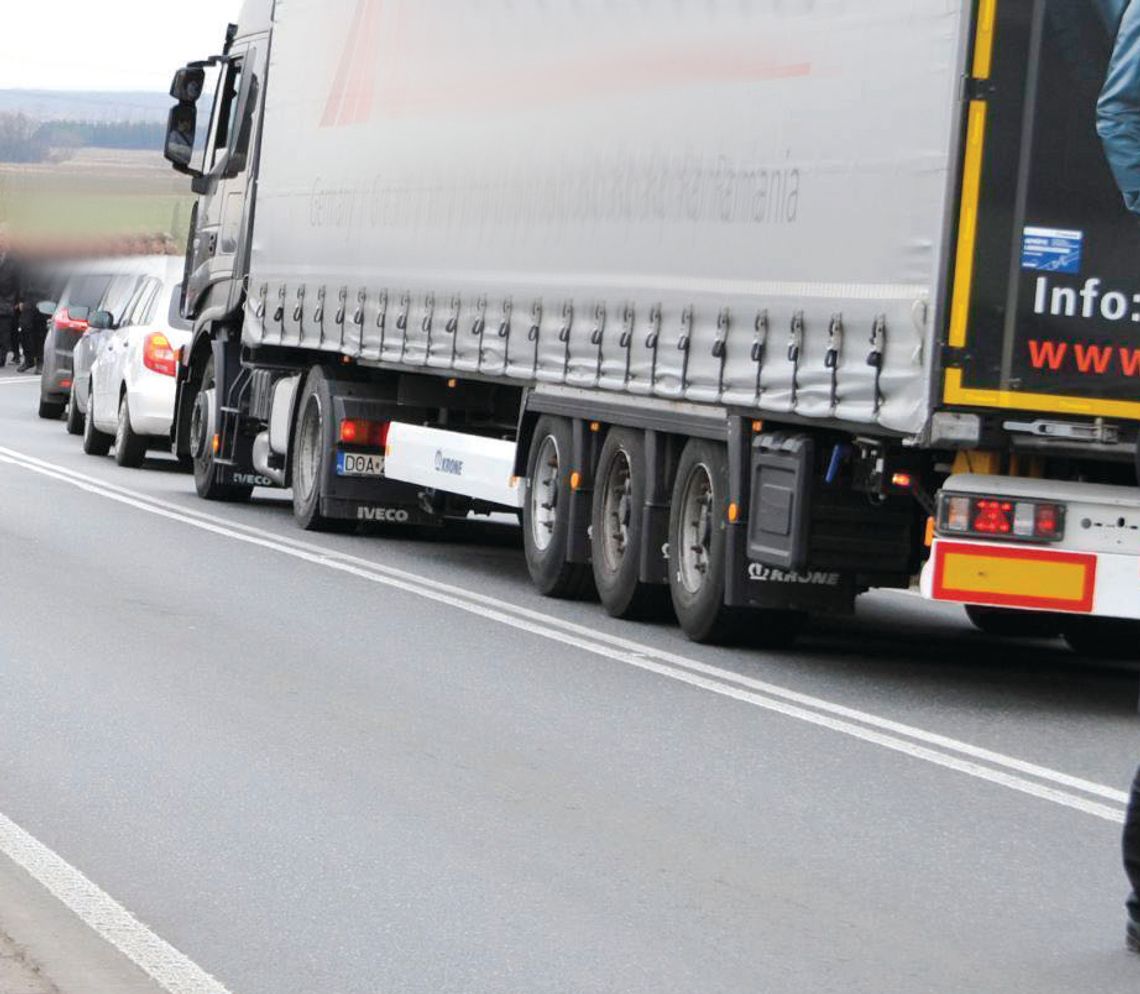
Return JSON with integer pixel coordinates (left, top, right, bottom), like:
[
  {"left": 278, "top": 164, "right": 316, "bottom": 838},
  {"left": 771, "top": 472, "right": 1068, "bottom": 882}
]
[
  {"left": 0, "top": 237, "right": 20, "bottom": 368},
  {"left": 1126, "top": 766, "right": 1140, "bottom": 951},
  {"left": 17, "top": 273, "right": 47, "bottom": 373}
]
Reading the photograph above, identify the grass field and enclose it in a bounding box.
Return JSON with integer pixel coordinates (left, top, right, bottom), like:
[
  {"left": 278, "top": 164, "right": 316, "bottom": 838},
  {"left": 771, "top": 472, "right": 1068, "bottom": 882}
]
[{"left": 0, "top": 148, "right": 192, "bottom": 247}]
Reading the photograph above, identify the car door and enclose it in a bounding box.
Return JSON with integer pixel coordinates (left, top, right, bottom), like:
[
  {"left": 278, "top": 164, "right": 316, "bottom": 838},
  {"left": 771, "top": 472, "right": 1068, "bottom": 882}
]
[
  {"left": 115, "top": 278, "right": 160, "bottom": 394},
  {"left": 92, "top": 277, "right": 145, "bottom": 428},
  {"left": 184, "top": 42, "right": 266, "bottom": 318}
]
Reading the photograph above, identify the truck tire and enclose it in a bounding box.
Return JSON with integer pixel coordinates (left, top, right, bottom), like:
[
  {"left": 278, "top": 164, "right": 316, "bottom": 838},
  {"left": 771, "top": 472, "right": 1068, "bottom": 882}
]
[
  {"left": 965, "top": 604, "right": 1061, "bottom": 639},
  {"left": 522, "top": 416, "right": 593, "bottom": 599},
  {"left": 1062, "top": 617, "right": 1140, "bottom": 659},
  {"left": 38, "top": 397, "right": 65, "bottom": 420},
  {"left": 65, "top": 382, "right": 84, "bottom": 435},
  {"left": 190, "top": 355, "right": 253, "bottom": 502},
  {"left": 81, "top": 382, "right": 113, "bottom": 457},
  {"left": 668, "top": 438, "right": 740, "bottom": 643},
  {"left": 291, "top": 368, "right": 352, "bottom": 533},
  {"left": 114, "top": 394, "right": 148, "bottom": 468},
  {"left": 590, "top": 427, "right": 668, "bottom": 619}
]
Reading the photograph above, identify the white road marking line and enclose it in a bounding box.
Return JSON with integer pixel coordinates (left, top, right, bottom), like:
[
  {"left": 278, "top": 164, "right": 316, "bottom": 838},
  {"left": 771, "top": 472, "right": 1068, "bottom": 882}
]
[
  {"left": 0, "top": 377, "right": 38, "bottom": 386},
  {"left": 0, "top": 446, "right": 1128, "bottom": 824},
  {"left": 4, "top": 446, "right": 1128, "bottom": 808},
  {"left": 0, "top": 811, "right": 232, "bottom": 994}
]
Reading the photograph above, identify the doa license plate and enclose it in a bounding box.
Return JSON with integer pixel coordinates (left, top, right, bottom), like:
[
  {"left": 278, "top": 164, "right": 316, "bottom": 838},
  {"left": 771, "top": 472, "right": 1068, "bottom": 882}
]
[{"left": 336, "top": 452, "right": 385, "bottom": 478}]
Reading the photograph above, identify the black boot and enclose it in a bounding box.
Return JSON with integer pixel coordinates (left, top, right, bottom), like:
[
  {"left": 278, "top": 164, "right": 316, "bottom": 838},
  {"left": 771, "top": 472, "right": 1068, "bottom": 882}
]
[{"left": 17, "top": 358, "right": 32, "bottom": 373}]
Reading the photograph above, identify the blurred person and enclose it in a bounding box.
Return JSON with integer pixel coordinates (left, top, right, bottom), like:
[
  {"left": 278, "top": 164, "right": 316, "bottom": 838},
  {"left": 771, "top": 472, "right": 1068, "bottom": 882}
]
[
  {"left": 1098, "top": 0, "right": 1140, "bottom": 212},
  {"left": 1127, "top": 765, "right": 1140, "bottom": 952},
  {"left": 0, "top": 231, "right": 21, "bottom": 368},
  {"left": 17, "top": 255, "right": 50, "bottom": 374}
]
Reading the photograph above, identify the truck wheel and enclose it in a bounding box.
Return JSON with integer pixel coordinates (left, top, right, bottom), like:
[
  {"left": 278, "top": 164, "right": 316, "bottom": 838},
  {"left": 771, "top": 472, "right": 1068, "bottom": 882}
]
[
  {"left": 81, "top": 382, "right": 113, "bottom": 457},
  {"left": 965, "top": 605, "right": 1061, "bottom": 639},
  {"left": 668, "top": 438, "right": 740, "bottom": 643},
  {"left": 114, "top": 394, "right": 148, "bottom": 468},
  {"left": 65, "top": 382, "right": 84, "bottom": 435},
  {"left": 190, "top": 355, "right": 253, "bottom": 502},
  {"left": 591, "top": 427, "right": 667, "bottom": 619},
  {"left": 38, "top": 397, "right": 65, "bottom": 420},
  {"left": 1062, "top": 618, "right": 1140, "bottom": 660},
  {"left": 291, "top": 368, "right": 352, "bottom": 533},
  {"left": 522, "top": 416, "right": 593, "bottom": 599}
]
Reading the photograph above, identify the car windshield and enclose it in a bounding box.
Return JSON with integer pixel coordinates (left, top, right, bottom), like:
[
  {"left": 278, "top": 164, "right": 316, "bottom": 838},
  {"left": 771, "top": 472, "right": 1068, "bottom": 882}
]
[
  {"left": 65, "top": 274, "right": 113, "bottom": 311},
  {"left": 100, "top": 275, "right": 143, "bottom": 323}
]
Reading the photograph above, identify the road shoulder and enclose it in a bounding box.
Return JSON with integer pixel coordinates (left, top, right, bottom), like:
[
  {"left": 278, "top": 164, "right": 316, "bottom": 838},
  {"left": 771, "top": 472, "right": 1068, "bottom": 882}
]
[{"left": 0, "top": 852, "right": 168, "bottom": 994}]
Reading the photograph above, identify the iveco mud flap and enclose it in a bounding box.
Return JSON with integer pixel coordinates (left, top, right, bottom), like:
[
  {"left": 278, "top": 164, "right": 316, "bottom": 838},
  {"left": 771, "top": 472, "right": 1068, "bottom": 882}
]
[{"left": 942, "top": 1, "right": 1140, "bottom": 428}]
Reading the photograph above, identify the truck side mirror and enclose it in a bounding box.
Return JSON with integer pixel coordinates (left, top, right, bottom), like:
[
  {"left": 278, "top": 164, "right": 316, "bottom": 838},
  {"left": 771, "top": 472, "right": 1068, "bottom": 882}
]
[
  {"left": 170, "top": 67, "right": 206, "bottom": 103},
  {"left": 164, "top": 103, "right": 200, "bottom": 175}
]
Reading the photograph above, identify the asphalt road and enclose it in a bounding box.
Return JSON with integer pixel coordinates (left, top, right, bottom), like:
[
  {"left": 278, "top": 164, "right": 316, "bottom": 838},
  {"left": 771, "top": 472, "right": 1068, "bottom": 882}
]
[{"left": 0, "top": 369, "right": 1136, "bottom": 994}]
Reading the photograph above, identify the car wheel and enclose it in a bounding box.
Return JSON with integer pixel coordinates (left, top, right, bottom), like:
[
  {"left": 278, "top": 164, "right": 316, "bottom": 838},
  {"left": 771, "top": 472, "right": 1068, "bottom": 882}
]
[
  {"left": 667, "top": 438, "right": 742, "bottom": 643},
  {"left": 81, "top": 383, "right": 114, "bottom": 457},
  {"left": 522, "top": 416, "right": 594, "bottom": 600},
  {"left": 190, "top": 355, "right": 252, "bottom": 502},
  {"left": 114, "top": 394, "right": 148, "bottom": 468},
  {"left": 38, "top": 397, "right": 65, "bottom": 420},
  {"left": 590, "top": 427, "right": 669, "bottom": 619},
  {"left": 65, "top": 381, "right": 85, "bottom": 436}
]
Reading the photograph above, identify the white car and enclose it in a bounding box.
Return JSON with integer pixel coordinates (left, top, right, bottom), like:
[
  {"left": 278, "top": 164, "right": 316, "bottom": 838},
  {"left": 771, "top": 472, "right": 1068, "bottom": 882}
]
[{"left": 84, "top": 261, "right": 194, "bottom": 468}]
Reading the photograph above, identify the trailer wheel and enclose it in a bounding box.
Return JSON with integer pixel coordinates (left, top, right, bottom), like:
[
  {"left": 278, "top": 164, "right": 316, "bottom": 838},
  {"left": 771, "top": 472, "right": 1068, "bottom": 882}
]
[
  {"left": 522, "top": 416, "right": 593, "bottom": 599},
  {"left": 591, "top": 427, "right": 667, "bottom": 619},
  {"left": 191, "top": 356, "right": 253, "bottom": 502},
  {"left": 1062, "top": 618, "right": 1140, "bottom": 660},
  {"left": 668, "top": 438, "right": 739, "bottom": 643},
  {"left": 965, "top": 605, "right": 1061, "bottom": 640}
]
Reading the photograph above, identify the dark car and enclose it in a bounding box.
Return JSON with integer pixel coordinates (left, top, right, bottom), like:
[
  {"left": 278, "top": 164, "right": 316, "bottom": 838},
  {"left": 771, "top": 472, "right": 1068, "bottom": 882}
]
[{"left": 37, "top": 268, "right": 117, "bottom": 420}]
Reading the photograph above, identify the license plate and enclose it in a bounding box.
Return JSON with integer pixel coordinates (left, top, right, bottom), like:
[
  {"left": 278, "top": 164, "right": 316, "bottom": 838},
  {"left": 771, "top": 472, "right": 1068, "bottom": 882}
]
[{"left": 337, "top": 452, "right": 385, "bottom": 478}]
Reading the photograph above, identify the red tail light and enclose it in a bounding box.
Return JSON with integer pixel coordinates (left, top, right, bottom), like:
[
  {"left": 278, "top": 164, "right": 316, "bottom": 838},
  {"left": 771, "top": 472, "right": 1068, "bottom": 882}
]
[
  {"left": 972, "top": 499, "right": 1013, "bottom": 535},
  {"left": 53, "top": 309, "right": 89, "bottom": 334},
  {"left": 142, "top": 332, "right": 177, "bottom": 377},
  {"left": 339, "top": 419, "right": 390, "bottom": 449},
  {"left": 939, "top": 494, "right": 1065, "bottom": 543}
]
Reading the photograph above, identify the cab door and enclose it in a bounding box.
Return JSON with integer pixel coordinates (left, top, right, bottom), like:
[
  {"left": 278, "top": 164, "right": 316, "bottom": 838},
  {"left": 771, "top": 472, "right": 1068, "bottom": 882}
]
[{"left": 185, "top": 39, "right": 268, "bottom": 320}]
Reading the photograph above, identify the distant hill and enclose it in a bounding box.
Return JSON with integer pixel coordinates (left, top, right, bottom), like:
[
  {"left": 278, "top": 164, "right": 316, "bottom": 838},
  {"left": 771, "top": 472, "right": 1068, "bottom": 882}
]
[{"left": 0, "top": 90, "right": 169, "bottom": 124}]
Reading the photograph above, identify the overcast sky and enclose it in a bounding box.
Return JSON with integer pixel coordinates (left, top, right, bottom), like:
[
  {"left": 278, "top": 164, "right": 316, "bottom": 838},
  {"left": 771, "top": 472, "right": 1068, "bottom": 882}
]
[{"left": 0, "top": 0, "right": 242, "bottom": 92}]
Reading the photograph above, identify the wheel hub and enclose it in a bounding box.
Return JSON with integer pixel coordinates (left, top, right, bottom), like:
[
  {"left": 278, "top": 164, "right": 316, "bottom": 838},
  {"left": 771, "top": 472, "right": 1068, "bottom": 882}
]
[
  {"left": 530, "top": 435, "right": 561, "bottom": 553},
  {"left": 678, "top": 463, "right": 714, "bottom": 594}
]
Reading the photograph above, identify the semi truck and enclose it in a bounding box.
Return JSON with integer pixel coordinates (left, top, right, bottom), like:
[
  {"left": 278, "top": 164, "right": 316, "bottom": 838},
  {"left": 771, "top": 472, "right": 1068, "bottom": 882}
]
[{"left": 161, "top": 0, "right": 1140, "bottom": 652}]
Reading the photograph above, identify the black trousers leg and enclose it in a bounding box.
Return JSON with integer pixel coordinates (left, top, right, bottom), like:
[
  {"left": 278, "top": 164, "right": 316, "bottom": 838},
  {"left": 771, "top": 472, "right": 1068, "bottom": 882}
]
[
  {"left": 1126, "top": 765, "right": 1140, "bottom": 923},
  {"left": 0, "top": 316, "right": 13, "bottom": 364},
  {"left": 30, "top": 315, "right": 46, "bottom": 364}
]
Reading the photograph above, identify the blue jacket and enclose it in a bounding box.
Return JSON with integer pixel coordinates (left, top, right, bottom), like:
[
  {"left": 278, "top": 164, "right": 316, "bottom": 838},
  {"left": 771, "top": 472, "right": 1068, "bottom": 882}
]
[{"left": 1098, "top": 0, "right": 1140, "bottom": 211}]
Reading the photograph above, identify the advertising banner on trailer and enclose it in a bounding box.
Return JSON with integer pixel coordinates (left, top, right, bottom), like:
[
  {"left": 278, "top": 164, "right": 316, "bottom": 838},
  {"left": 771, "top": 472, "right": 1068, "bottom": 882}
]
[{"left": 946, "top": 0, "right": 1140, "bottom": 422}]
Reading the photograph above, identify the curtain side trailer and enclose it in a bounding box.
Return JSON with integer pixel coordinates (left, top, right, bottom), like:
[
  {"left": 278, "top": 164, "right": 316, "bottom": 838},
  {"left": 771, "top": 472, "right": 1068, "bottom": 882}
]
[{"left": 162, "top": 0, "right": 1140, "bottom": 650}]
